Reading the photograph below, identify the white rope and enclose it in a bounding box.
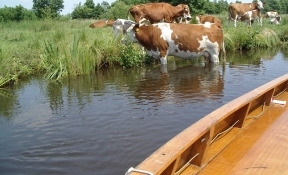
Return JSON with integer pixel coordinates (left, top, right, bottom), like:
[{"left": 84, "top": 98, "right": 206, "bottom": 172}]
[
  {"left": 273, "top": 88, "right": 287, "bottom": 98},
  {"left": 246, "top": 102, "right": 266, "bottom": 120},
  {"left": 174, "top": 153, "right": 199, "bottom": 175},
  {"left": 125, "top": 167, "right": 154, "bottom": 175},
  {"left": 210, "top": 120, "right": 239, "bottom": 144}
]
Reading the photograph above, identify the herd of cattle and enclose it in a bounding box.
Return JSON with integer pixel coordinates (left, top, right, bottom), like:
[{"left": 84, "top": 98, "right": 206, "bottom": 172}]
[{"left": 89, "top": 1, "right": 281, "bottom": 65}]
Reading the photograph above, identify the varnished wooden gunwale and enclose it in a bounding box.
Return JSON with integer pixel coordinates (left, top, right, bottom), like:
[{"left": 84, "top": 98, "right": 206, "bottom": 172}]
[{"left": 126, "top": 74, "right": 288, "bottom": 175}]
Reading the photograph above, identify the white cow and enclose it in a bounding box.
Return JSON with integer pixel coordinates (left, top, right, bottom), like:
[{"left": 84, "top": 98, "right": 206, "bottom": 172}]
[{"left": 112, "top": 19, "right": 136, "bottom": 38}]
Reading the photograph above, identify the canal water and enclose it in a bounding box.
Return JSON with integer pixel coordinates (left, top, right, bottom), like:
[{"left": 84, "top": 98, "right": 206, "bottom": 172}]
[{"left": 0, "top": 48, "right": 288, "bottom": 175}]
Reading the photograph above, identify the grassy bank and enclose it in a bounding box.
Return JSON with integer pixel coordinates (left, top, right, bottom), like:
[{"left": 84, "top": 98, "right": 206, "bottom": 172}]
[
  {"left": 0, "top": 19, "right": 145, "bottom": 87},
  {"left": 0, "top": 16, "right": 288, "bottom": 87}
]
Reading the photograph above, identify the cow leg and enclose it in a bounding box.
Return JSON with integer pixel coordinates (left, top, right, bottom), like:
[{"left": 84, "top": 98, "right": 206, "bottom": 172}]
[
  {"left": 234, "top": 15, "right": 238, "bottom": 27},
  {"left": 220, "top": 42, "right": 226, "bottom": 62},
  {"left": 158, "top": 51, "right": 169, "bottom": 64},
  {"left": 203, "top": 51, "right": 211, "bottom": 63},
  {"left": 233, "top": 19, "right": 237, "bottom": 27},
  {"left": 203, "top": 50, "right": 220, "bottom": 63},
  {"left": 160, "top": 57, "right": 168, "bottom": 64},
  {"left": 211, "top": 54, "right": 220, "bottom": 63},
  {"left": 160, "top": 65, "right": 168, "bottom": 73}
]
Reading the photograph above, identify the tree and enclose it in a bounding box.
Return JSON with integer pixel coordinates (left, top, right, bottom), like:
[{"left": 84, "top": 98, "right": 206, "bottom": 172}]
[
  {"left": 279, "top": 0, "right": 288, "bottom": 13},
  {"left": 84, "top": 0, "right": 96, "bottom": 18},
  {"left": 94, "top": 3, "right": 105, "bottom": 18},
  {"left": 103, "top": 1, "right": 130, "bottom": 19},
  {"left": 32, "top": 0, "right": 64, "bottom": 18},
  {"left": 0, "top": 5, "right": 36, "bottom": 22},
  {"left": 71, "top": 3, "right": 91, "bottom": 19},
  {"left": 84, "top": 0, "right": 95, "bottom": 9}
]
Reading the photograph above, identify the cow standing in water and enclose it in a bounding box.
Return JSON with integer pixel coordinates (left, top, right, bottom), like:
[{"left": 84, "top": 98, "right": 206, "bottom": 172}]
[
  {"left": 228, "top": 0, "right": 264, "bottom": 27},
  {"left": 127, "top": 2, "right": 191, "bottom": 24},
  {"left": 122, "top": 22, "right": 226, "bottom": 65}
]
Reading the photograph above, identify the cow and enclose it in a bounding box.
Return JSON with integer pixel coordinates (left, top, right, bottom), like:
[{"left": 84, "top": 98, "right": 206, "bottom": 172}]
[
  {"left": 114, "top": 19, "right": 146, "bottom": 54},
  {"left": 269, "top": 16, "right": 281, "bottom": 24},
  {"left": 196, "top": 15, "right": 222, "bottom": 26},
  {"left": 122, "top": 22, "right": 226, "bottom": 65},
  {"left": 174, "top": 16, "right": 191, "bottom": 24},
  {"left": 89, "top": 19, "right": 115, "bottom": 28},
  {"left": 112, "top": 19, "right": 136, "bottom": 38},
  {"left": 264, "top": 11, "right": 278, "bottom": 18},
  {"left": 239, "top": 10, "right": 262, "bottom": 26},
  {"left": 127, "top": 2, "right": 191, "bottom": 24},
  {"left": 228, "top": 0, "right": 264, "bottom": 27}
]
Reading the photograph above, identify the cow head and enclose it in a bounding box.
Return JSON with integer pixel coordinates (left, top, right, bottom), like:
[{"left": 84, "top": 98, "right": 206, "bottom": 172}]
[
  {"left": 177, "top": 4, "right": 192, "bottom": 21},
  {"left": 256, "top": 0, "right": 264, "bottom": 10},
  {"left": 121, "top": 21, "right": 138, "bottom": 45},
  {"left": 276, "top": 16, "right": 281, "bottom": 22}
]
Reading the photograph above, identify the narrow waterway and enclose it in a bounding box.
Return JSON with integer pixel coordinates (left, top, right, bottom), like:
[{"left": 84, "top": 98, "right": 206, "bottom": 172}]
[{"left": 0, "top": 48, "right": 288, "bottom": 175}]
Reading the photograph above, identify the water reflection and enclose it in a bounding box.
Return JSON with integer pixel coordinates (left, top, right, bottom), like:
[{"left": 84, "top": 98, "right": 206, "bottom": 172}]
[
  {"left": 135, "top": 63, "right": 224, "bottom": 103},
  {"left": 281, "top": 47, "right": 288, "bottom": 58},
  {"left": 0, "top": 48, "right": 284, "bottom": 119},
  {"left": 42, "top": 68, "right": 146, "bottom": 111},
  {"left": 0, "top": 88, "right": 17, "bottom": 119}
]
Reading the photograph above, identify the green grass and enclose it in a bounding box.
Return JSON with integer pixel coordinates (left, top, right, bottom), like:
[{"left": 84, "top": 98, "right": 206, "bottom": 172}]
[
  {"left": 0, "top": 16, "right": 288, "bottom": 87},
  {"left": 0, "top": 19, "right": 147, "bottom": 86}
]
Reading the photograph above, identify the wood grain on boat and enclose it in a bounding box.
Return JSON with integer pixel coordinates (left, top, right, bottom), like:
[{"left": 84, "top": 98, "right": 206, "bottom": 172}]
[{"left": 125, "top": 74, "right": 288, "bottom": 175}]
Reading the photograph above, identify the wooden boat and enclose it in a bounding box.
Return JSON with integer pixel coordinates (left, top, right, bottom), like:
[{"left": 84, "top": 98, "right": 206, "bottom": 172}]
[{"left": 125, "top": 74, "right": 288, "bottom": 175}]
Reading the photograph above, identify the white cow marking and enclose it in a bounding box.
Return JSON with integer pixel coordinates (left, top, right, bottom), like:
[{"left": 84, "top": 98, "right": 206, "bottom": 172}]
[{"left": 203, "top": 22, "right": 213, "bottom": 28}]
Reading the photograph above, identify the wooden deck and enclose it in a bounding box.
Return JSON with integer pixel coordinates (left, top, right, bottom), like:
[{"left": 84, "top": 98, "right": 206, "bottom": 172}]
[
  {"left": 126, "top": 74, "right": 288, "bottom": 175},
  {"left": 196, "top": 92, "right": 288, "bottom": 175}
]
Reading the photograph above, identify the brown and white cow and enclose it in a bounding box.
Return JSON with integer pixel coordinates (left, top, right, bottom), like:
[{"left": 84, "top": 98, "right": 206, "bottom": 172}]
[
  {"left": 228, "top": 0, "right": 264, "bottom": 27},
  {"left": 89, "top": 19, "right": 115, "bottom": 28},
  {"left": 239, "top": 10, "right": 262, "bottom": 26},
  {"left": 122, "top": 22, "right": 226, "bottom": 64},
  {"left": 196, "top": 15, "right": 222, "bottom": 26},
  {"left": 127, "top": 2, "right": 191, "bottom": 24},
  {"left": 269, "top": 16, "right": 281, "bottom": 24},
  {"left": 264, "top": 11, "right": 278, "bottom": 18}
]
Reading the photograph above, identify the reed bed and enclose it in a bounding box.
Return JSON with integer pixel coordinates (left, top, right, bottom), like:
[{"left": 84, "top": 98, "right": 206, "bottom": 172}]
[{"left": 0, "top": 16, "right": 287, "bottom": 87}]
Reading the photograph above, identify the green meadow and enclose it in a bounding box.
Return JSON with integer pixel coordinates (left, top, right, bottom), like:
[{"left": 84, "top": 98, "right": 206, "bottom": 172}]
[{"left": 0, "top": 16, "right": 288, "bottom": 87}]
